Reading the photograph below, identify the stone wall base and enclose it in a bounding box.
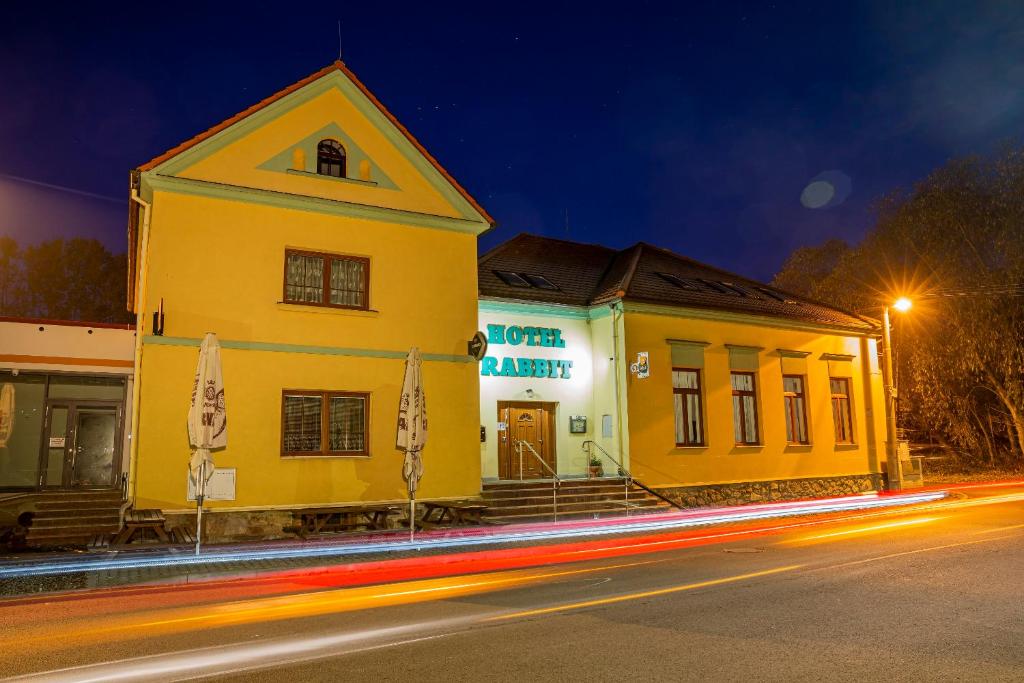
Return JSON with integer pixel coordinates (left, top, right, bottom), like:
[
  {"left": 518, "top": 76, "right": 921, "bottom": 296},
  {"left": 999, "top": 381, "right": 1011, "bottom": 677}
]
[
  {"left": 655, "top": 473, "right": 884, "bottom": 509},
  {"left": 164, "top": 509, "right": 296, "bottom": 544}
]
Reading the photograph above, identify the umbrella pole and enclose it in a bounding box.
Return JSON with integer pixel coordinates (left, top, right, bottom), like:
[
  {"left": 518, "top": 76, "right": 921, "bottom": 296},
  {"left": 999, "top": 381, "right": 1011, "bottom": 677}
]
[
  {"left": 409, "top": 493, "right": 415, "bottom": 543},
  {"left": 195, "top": 461, "right": 204, "bottom": 556}
]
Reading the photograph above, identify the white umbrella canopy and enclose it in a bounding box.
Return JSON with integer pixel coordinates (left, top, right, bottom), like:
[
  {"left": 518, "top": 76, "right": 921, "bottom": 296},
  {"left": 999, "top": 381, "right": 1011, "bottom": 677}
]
[
  {"left": 0, "top": 383, "right": 14, "bottom": 449},
  {"left": 397, "top": 347, "right": 427, "bottom": 539},
  {"left": 188, "top": 333, "right": 227, "bottom": 553}
]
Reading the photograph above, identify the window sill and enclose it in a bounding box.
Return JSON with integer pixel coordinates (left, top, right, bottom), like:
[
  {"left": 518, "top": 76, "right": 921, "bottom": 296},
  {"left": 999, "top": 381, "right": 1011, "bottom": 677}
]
[
  {"left": 277, "top": 302, "right": 380, "bottom": 317},
  {"left": 286, "top": 168, "right": 378, "bottom": 187},
  {"left": 834, "top": 443, "right": 859, "bottom": 451},
  {"left": 784, "top": 444, "right": 813, "bottom": 452},
  {"left": 281, "top": 453, "right": 371, "bottom": 459},
  {"left": 672, "top": 445, "right": 708, "bottom": 452},
  {"left": 732, "top": 444, "right": 764, "bottom": 449}
]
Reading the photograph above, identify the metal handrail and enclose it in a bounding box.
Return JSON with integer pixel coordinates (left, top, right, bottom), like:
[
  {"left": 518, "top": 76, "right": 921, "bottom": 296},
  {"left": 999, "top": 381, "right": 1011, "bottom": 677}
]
[
  {"left": 515, "top": 439, "right": 560, "bottom": 519},
  {"left": 582, "top": 440, "right": 631, "bottom": 482},
  {"left": 583, "top": 440, "right": 685, "bottom": 511},
  {"left": 583, "top": 440, "right": 631, "bottom": 515},
  {"left": 516, "top": 439, "right": 561, "bottom": 482}
]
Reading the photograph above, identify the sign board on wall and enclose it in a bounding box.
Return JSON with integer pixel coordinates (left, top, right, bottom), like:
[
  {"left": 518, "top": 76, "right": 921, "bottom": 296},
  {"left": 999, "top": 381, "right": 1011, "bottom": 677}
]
[
  {"left": 480, "top": 323, "right": 574, "bottom": 379},
  {"left": 630, "top": 352, "right": 650, "bottom": 379},
  {"left": 187, "top": 468, "right": 236, "bottom": 502}
]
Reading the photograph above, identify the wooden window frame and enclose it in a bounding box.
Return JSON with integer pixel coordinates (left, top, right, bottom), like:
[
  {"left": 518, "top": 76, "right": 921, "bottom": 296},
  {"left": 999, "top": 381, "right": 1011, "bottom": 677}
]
[
  {"left": 782, "top": 374, "right": 810, "bottom": 445},
  {"left": 731, "top": 371, "right": 760, "bottom": 445},
  {"left": 317, "top": 139, "right": 347, "bottom": 178},
  {"left": 830, "top": 377, "right": 855, "bottom": 444},
  {"left": 280, "top": 389, "right": 370, "bottom": 457},
  {"left": 672, "top": 367, "right": 705, "bottom": 447},
  {"left": 282, "top": 248, "right": 370, "bottom": 311}
]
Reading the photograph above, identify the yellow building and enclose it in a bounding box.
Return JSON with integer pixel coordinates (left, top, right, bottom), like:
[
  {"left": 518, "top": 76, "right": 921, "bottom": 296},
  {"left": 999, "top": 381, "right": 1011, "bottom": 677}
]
[
  {"left": 478, "top": 234, "right": 886, "bottom": 508},
  {"left": 126, "top": 62, "right": 493, "bottom": 539}
]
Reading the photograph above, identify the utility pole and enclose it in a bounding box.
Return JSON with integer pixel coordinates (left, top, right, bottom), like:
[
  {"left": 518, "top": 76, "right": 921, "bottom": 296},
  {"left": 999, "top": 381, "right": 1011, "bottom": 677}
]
[{"left": 881, "top": 304, "right": 903, "bottom": 491}]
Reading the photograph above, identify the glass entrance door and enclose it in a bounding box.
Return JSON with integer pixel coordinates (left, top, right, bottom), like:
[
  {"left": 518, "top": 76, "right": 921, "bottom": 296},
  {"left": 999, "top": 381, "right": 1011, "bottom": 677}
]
[
  {"left": 42, "top": 402, "right": 122, "bottom": 489},
  {"left": 72, "top": 407, "right": 118, "bottom": 487}
]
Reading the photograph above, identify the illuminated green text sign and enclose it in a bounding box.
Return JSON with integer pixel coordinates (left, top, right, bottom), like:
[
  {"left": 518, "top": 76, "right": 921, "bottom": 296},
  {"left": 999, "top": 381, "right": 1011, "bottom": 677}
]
[{"left": 480, "top": 324, "right": 573, "bottom": 379}]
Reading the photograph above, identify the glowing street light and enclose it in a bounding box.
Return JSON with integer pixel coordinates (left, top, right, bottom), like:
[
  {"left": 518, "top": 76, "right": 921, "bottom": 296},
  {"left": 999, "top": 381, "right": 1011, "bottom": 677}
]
[{"left": 893, "top": 296, "right": 913, "bottom": 313}]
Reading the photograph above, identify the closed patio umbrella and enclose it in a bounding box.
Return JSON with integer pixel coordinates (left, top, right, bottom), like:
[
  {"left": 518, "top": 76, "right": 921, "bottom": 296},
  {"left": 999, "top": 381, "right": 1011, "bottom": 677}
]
[
  {"left": 188, "top": 333, "right": 227, "bottom": 554},
  {"left": 397, "top": 347, "right": 427, "bottom": 541},
  {"left": 0, "top": 383, "right": 14, "bottom": 448}
]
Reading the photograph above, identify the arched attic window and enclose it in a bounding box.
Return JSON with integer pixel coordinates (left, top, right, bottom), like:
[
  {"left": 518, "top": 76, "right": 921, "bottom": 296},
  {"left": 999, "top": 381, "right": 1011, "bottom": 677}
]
[{"left": 317, "top": 139, "right": 346, "bottom": 178}]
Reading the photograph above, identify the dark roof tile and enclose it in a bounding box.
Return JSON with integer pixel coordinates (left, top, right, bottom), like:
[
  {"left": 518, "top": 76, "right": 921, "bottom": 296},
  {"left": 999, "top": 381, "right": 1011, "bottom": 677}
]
[{"left": 479, "top": 234, "right": 874, "bottom": 331}]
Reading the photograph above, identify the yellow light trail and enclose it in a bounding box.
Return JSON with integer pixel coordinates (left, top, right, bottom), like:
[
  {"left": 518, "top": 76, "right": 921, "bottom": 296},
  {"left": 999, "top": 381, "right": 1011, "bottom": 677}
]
[
  {"left": 0, "top": 558, "right": 663, "bottom": 651},
  {"left": 487, "top": 565, "right": 802, "bottom": 621},
  {"left": 779, "top": 516, "right": 943, "bottom": 546}
]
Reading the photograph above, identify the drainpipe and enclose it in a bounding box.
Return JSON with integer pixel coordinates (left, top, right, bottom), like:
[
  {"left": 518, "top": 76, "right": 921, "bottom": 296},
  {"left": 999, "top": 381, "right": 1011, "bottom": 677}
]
[
  {"left": 610, "top": 301, "right": 626, "bottom": 466},
  {"left": 128, "top": 182, "right": 152, "bottom": 504}
]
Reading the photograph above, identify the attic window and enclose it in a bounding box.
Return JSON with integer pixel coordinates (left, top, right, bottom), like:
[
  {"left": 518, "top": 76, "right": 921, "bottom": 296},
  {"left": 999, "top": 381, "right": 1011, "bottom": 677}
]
[
  {"left": 522, "top": 274, "right": 559, "bottom": 290},
  {"left": 720, "top": 282, "right": 751, "bottom": 297},
  {"left": 698, "top": 279, "right": 739, "bottom": 295},
  {"left": 655, "top": 273, "right": 702, "bottom": 291},
  {"left": 317, "top": 139, "right": 346, "bottom": 178},
  {"left": 753, "top": 286, "right": 788, "bottom": 302},
  {"left": 494, "top": 270, "right": 531, "bottom": 287}
]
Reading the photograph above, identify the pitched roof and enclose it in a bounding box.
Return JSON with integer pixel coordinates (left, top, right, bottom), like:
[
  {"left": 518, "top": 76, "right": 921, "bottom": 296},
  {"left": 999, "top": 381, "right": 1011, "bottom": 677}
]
[
  {"left": 136, "top": 61, "right": 494, "bottom": 226},
  {"left": 479, "top": 233, "right": 875, "bottom": 332}
]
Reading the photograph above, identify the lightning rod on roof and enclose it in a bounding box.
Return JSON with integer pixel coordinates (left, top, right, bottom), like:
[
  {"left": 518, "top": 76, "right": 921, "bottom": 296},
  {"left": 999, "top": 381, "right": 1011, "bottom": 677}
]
[{"left": 337, "top": 20, "right": 343, "bottom": 61}]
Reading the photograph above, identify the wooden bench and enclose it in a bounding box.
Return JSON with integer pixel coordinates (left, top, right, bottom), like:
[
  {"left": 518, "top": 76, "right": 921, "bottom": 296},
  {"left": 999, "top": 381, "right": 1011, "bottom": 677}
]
[
  {"left": 111, "top": 509, "right": 170, "bottom": 546},
  {"left": 292, "top": 504, "right": 403, "bottom": 539},
  {"left": 417, "top": 501, "right": 488, "bottom": 529}
]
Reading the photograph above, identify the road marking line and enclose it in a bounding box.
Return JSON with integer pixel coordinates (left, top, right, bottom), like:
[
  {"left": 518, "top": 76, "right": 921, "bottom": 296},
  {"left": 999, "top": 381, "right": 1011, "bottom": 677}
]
[
  {"left": 972, "top": 523, "right": 1024, "bottom": 535},
  {"left": 485, "top": 565, "right": 802, "bottom": 621},
  {"left": 808, "top": 534, "right": 1018, "bottom": 572}
]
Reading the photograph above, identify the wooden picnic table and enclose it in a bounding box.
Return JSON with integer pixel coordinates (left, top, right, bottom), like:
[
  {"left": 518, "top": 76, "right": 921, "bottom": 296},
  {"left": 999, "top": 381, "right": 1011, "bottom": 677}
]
[
  {"left": 417, "top": 501, "right": 488, "bottom": 529},
  {"left": 294, "top": 504, "right": 403, "bottom": 538},
  {"left": 111, "top": 508, "right": 170, "bottom": 546}
]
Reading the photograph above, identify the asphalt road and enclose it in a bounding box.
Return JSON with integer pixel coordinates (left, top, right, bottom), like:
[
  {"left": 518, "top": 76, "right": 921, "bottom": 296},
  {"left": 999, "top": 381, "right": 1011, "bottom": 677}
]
[{"left": 3, "top": 483, "right": 1024, "bottom": 682}]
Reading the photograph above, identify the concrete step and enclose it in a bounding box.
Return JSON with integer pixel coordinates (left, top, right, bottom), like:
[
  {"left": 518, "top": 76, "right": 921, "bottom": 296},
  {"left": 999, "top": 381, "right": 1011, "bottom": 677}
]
[
  {"left": 483, "top": 478, "right": 629, "bottom": 492},
  {"left": 482, "top": 484, "right": 642, "bottom": 498},
  {"left": 35, "top": 499, "right": 123, "bottom": 509},
  {"left": 485, "top": 505, "right": 672, "bottom": 525},
  {"left": 31, "top": 513, "right": 121, "bottom": 529},
  {"left": 481, "top": 491, "right": 665, "bottom": 507},
  {"left": 483, "top": 498, "right": 667, "bottom": 518}
]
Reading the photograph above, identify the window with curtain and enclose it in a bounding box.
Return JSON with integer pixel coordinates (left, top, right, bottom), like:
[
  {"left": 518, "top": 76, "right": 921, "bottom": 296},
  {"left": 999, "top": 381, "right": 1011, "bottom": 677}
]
[
  {"left": 783, "top": 375, "right": 809, "bottom": 444},
  {"left": 282, "top": 391, "right": 369, "bottom": 456},
  {"left": 731, "top": 371, "right": 759, "bottom": 445},
  {"left": 830, "top": 377, "right": 854, "bottom": 443},
  {"left": 672, "top": 368, "right": 704, "bottom": 446},
  {"left": 317, "top": 139, "right": 346, "bottom": 178},
  {"left": 284, "top": 249, "right": 368, "bottom": 310}
]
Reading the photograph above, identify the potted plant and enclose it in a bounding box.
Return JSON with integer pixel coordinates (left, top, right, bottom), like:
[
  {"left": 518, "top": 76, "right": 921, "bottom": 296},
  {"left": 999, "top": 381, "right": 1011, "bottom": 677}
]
[{"left": 588, "top": 454, "right": 603, "bottom": 479}]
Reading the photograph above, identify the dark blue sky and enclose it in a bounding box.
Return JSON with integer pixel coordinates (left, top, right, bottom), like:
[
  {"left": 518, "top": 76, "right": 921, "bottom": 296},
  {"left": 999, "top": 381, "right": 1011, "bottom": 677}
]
[{"left": 2, "top": 2, "right": 1022, "bottom": 281}]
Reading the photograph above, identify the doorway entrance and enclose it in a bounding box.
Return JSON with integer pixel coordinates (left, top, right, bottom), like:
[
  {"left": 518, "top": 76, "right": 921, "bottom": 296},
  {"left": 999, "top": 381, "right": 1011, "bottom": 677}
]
[
  {"left": 41, "top": 401, "right": 123, "bottom": 489},
  {"left": 497, "top": 401, "right": 557, "bottom": 480}
]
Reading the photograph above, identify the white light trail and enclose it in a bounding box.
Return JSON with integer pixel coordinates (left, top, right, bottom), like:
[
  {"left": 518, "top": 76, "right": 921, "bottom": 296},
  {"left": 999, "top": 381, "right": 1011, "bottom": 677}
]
[{"left": 0, "top": 491, "right": 945, "bottom": 580}]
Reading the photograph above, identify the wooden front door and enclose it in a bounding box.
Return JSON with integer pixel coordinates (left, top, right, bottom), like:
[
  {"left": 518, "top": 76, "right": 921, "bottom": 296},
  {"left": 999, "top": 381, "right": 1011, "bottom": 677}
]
[{"left": 497, "top": 401, "right": 557, "bottom": 480}]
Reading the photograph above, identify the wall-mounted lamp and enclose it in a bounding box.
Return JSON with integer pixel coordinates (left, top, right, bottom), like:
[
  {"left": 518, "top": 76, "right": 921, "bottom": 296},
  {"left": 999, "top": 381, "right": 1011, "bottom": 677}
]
[{"left": 152, "top": 298, "right": 165, "bottom": 336}]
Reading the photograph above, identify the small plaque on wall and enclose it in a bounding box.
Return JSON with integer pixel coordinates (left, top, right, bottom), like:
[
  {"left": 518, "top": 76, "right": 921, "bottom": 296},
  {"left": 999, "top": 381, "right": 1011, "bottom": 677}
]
[
  {"left": 187, "top": 468, "right": 236, "bottom": 502},
  {"left": 569, "top": 415, "right": 587, "bottom": 434}
]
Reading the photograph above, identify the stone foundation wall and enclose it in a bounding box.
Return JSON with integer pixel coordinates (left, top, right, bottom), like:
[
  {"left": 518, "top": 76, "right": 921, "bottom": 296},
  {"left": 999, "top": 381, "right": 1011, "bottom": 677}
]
[
  {"left": 655, "top": 473, "right": 884, "bottom": 509},
  {"left": 164, "top": 509, "right": 296, "bottom": 544}
]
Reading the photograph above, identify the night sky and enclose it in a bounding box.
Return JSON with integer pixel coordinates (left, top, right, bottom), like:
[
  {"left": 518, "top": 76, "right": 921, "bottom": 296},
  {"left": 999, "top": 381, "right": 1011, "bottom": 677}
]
[{"left": 3, "top": 2, "right": 1022, "bottom": 281}]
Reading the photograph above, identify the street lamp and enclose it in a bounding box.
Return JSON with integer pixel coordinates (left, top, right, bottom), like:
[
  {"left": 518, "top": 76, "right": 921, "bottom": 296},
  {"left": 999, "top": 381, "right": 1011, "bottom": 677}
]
[
  {"left": 881, "top": 298, "right": 911, "bottom": 491},
  {"left": 893, "top": 296, "right": 912, "bottom": 313}
]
